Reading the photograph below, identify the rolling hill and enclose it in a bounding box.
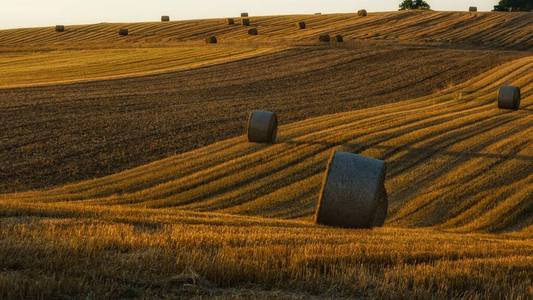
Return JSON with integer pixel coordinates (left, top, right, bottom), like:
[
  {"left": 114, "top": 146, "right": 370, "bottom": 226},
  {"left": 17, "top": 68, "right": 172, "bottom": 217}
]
[
  {"left": 4, "top": 55, "right": 531, "bottom": 231},
  {"left": 0, "top": 10, "right": 531, "bottom": 50},
  {"left": 0, "top": 54, "right": 531, "bottom": 299},
  {"left": 1, "top": 11, "right": 531, "bottom": 192}
]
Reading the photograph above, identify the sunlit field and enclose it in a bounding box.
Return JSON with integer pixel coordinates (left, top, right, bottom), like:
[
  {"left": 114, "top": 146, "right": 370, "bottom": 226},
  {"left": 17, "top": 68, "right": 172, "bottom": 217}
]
[{"left": 0, "top": 10, "right": 532, "bottom": 299}]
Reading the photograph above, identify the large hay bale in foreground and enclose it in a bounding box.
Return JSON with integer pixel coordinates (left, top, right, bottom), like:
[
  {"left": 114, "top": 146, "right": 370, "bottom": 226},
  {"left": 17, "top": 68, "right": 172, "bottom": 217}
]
[
  {"left": 319, "top": 33, "right": 331, "bottom": 42},
  {"left": 118, "top": 29, "right": 129, "bottom": 36},
  {"left": 297, "top": 21, "right": 306, "bottom": 29},
  {"left": 247, "top": 110, "right": 277, "bottom": 143},
  {"left": 316, "top": 151, "right": 388, "bottom": 228},
  {"left": 205, "top": 36, "right": 217, "bottom": 44},
  {"left": 248, "top": 28, "right": 258, "bottom": 35},
  {"left": 227, "top": 18, "right": 235, "bottom": 25},
  {"left": 358, "top": 9, "right": 368, "bottom": 16},
  {"left": 241, "top": 12, "right": 249, "bottom": 17},
  {"left": 335, "top": 35, "right": 344, "bottom": 42},
  {"left": 242, "top": 18, "right": 251, "bottom": 26},
  {"left": 161, "top": 16, "right": 170, "bottom": 22},
  {"left": 498, "top": 85, "right": 521, "bottom": 110},
  {"left": 469, "top": 6, "right": 478, "bottom": 12},
  {"left": 55, "top": 25, "right": 65, "bottom": 32}
]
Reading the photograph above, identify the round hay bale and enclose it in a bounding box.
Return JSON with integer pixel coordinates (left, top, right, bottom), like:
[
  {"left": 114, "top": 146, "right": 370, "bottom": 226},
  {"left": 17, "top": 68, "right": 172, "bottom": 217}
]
[
  {"left": 55, "top": 25, "right": 65, "bottom": 32},
  {"left": 358, "top": 9, "right": 368, "bottom": 16},
  {"left": 498, "top": 85, "right": 521, "bottom": 110},
  {"left": 248, "top": 28, "right": 258, "bottom": 35},
  {"left": 242, "top": 18, "right": 251, "bottom": 26},
  {"left": 227, "top": 18, "right": 235, "bottom": 25},
  {"left": 247, "top": 110, "right": 277, "bottom": 143},
  {"left": 469, "top": 6, "right": 478, "bottom": 12},
  {"left": 118, "top": 28, "right": 129, "bottom": 36},
  {"left": 297, "top": 21, "right": 306, "bottom": 29},
  {"left": 315, "top": 151, "right": 388, "bottom": 228},
  {"left": 205, "top": 36, "right": 217, "bottom": 44},
  {"left": 319, "top": 33, "right": 331, "bottom": 42},
  {"left": 315, "top": 13, "right": 322, "bottom": 15},
  {"left": 241, "top": 12, "right": 249, "bottom": 17},
  {"left": 161, "top": 16, "right": 170, "bottom": 22},
  {"left": 335, "top": 35, "right": 344, "bottom": 43}
]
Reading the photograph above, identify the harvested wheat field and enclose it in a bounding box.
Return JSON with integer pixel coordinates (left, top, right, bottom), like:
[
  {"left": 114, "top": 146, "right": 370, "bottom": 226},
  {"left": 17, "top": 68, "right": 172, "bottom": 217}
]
[{"left": 0, "top": 10, "right": 532, "bottom": 299}]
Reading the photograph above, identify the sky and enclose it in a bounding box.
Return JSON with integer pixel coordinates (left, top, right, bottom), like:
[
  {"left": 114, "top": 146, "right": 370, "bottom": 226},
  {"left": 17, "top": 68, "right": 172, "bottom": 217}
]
[{"left": 0, "top": 0, "right": 500, "bottom": 29}]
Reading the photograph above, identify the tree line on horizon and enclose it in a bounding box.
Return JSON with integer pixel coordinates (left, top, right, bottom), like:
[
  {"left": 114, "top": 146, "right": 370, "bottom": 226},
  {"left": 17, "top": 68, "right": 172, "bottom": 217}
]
[{"left": 398, "top": 0, "right": 532, "bottom": 11}]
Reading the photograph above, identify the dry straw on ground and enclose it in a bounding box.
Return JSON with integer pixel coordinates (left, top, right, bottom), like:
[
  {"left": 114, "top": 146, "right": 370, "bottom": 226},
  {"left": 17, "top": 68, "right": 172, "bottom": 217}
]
[
  {"left": 247, "top": 110, "right": 277, "bottom": 143},
  {"left": 316, "top": 151, "right": 388, "bottom": 228},
  {"left": 161, "top": 16, "right": 170, "bottom": 22},
  {"left": 498, "top": 85, "right": 521, "bottom": 109}
]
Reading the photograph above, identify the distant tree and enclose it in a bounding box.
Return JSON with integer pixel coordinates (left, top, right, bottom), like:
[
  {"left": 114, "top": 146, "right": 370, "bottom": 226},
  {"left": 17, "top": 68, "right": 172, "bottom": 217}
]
[
  {"left": 399, "top": 0, "right": 431, "bottom": 10},
  {"left": 493, "top": 0, "right": 532, "bottom": 11}
]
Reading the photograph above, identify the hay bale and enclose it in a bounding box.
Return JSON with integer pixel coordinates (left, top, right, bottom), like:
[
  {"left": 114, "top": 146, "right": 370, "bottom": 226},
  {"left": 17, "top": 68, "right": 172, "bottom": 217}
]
[
  {"left": 319, "top": 33, "right": 331, "bottom": 42},
  {"left": 498, "top": 85, "right": 521, "bottom": 110},
  {"left": 55, "top": 25, "right": 65, "bottom": 32},
  {"left": 227, "top": 18, "right": 235, "bottom": 25},
  {"left": 469, "top": 6, "right": 478, "bottom": 12},
  {"left": 205, "top": 36, "right": 217, "bottom": 44},
  {"left": 241, "top": 12, "right": 249, "bottom": 17},
  {"left": 242, "top": 18, "right": 251, "bottom": 26},
  {"left": 161, "top": 16, "right": 170, "bottom": 22},
  {"left": 335, "top": 35, "right": 344, "bottom": 42},
  {"left": 315, "top": 151, "right": 388, "bottom": 228},
  {"left": 358, "top": 9, "right": 368, "bottom": 16},
  {"left": 118, "top": 29, "right": 129, "bottom": 36},
  {"left": 248, "top": 28, "right": 258, "bottom": 35},
  {"left": 315, "top": 13, "right": 322, "bottom": 15},
  {"left": 297, "top": 21, "right": 306, "bottom": 29},
  {"left": 247, "top": 110, "right": 277, "bottom": 143}
]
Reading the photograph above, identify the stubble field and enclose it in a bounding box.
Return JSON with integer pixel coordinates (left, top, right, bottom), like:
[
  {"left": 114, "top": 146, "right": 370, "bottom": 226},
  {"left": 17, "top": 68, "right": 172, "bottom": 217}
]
[{"left": 0, "top": 10, "right": 532, "bottom": 299}]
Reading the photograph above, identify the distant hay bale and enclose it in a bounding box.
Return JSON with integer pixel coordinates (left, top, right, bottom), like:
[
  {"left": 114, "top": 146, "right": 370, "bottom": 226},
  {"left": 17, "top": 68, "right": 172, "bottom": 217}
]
[
  {"left": 118, "top": 28, "right": 129, "bottom": 36},
  {"left": 247, "top": 110, "right": 277, "bottom": 143},
  {"left": 248, "top": 28, "right": 258, "bottom": 35},
  {"left": 319, "top": 33, "right": 331, "bottom": 42},
  {"left": 205, "top": 36, "right": 217, "bottom": 44},
  {"left": 227, "top": 18, "right": 235, "bottom": 25},
  {"left": 316, "top": 151, "right": 388, "bottom": 228},
  {"left": 161, "top": 16, "right": 170, "bottom": 22},
  {"left": 242, "top": 18, "right": 251, "bottom": 26},
  {"left": 241, "top": 12, "right": 249, "bottom": 17},
  {"left": 315, "top": 13, "right": 322, "bottom": 15},
  {"left": 335, "top": 35, "right": 344, "bottom": 42},
  {"left": 55, "top": 25, "right": 65, "bottom": 32},
  {"left": 358, "top": 9, "right": 368, "bottom": 16},
  {"left": 498, "top": 85, "right": 521, "bottom": 110},
  {"left": 297, "top": 21, "right": 306, "bottom": 29},
  {"left": 469, "top": 6, "right": 478, "bottom": 12}
]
